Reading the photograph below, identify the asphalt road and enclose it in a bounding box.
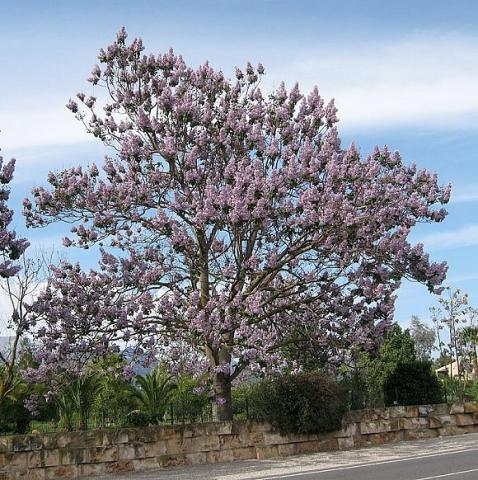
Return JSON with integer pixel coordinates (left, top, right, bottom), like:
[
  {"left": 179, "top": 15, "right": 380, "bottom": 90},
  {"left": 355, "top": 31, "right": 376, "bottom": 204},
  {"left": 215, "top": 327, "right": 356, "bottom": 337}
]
[{"left": 92, "top": 433, "right": 478, "bottom": 480}]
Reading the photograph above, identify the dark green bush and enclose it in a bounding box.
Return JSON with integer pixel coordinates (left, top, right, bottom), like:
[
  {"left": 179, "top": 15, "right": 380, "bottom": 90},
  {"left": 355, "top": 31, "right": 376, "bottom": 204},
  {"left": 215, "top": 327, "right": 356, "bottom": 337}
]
[
  {"left": 249, "top": 373, "right": 347, "bottom": 435},
  {"left": 0, "top": 398, "right": 30, "bottom": 434},
  {"left": 384, "top": 361, "right": 444, "bottom": 406},
  {"left": 232, "top": 382, "right": 255, "bottom": 419},
  {"left": 122, "top": 410, "right": 158, "bottom": 427}
]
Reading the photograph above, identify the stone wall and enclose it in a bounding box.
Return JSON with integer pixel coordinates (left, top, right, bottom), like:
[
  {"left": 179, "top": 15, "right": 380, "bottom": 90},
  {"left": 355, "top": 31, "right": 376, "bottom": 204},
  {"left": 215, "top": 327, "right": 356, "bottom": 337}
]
[{"left": 2, "top": 402, "right": 478, "bottom": 479}]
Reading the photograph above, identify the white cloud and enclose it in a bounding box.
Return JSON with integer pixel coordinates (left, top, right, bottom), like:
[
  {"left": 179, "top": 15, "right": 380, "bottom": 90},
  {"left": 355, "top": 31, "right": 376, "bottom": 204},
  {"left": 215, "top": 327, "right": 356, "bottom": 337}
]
[
  {"left": 264, "top": 32, "right": 478, "bottom": 129},
  {"left": 0, "top": 106, "right": 87, "bottom": 151},
  {"left": 420, "top": 224, "right": 478, "bottom": 250},
  {"left": 2, "top": 31, "right": 478, "bottom": 150},
  {"left": 450, "top": 184, "right": 478, "bottom": 204}
]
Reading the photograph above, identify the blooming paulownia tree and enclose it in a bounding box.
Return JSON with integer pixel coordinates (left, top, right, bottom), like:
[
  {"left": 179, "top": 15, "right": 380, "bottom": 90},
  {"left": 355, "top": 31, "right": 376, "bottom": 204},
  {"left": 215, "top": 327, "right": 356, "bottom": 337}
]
[
  {"left": 24, "top": 28, "right": 449, "bottom": 420},
  {"left": 0, "top": 148, "right": 30, "bottom": 405}
]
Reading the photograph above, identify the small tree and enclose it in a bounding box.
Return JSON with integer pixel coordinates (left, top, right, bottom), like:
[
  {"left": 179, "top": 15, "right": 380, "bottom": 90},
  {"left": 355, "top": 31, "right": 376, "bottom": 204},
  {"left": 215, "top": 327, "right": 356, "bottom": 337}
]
[
  {"left": 410, "top": 315, "right": 436, "bottom": 361},
  {"left": 0, "top": 149, "right": 30, "bottom": 408},
  {"left": 430, "top": 287, "right": 474, "bottom": 381},
  {"left": 25, "top": 29, "right": 449, "bottom": 420}
]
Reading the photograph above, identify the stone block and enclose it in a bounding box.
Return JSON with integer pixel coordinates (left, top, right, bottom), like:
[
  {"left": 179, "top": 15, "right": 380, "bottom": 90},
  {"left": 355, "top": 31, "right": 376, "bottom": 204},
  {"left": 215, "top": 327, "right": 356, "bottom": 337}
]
[
  {"left": 132, "top": 457, "right": 160, "bottom": 472},
  {"left": 143, "top": 441, "right": 168, "bottom": 457},
  {"left": 164, "top": 437, "right": 184, "bottom": 456},
  {"left": 337, "top": 436, "right": 355, "bottom": 450},
  {"left": 317, "top": 437, "right": 339, "bottom": 451},
  {"left": 185, "top": 452, "right": 208, "bottom": 465},
  {"left": 219, "top": 434, "right": 244, "bottom": 450},
  {"left": 26, "top": 451, "right": 42, "bottom": 469},
  {"left": 40, "top": 436, "right": 59, "bottom": 451},
  {"left": 361, "top": 408, "right": 390, "bottom": 421},
  {"left": 104, "top": 460, "right": 133, "bottom": 474},
  {"left": 158, "top": 454, "right": 188, "bottom": 468},
  {"left": 262, "top": 432, "right": 291, "bottom": 446},
  {"left": 293, "top": 441, "right": 322, "bottom": 455},
  {"left": 103, "top": 430, "right": 128, "bottom": 446},
  {"left": 117, "top": 444, "right": 136, "bottom": 461},
  {"left": 405, "top": 406, "right": 420, "bottom": 418},
  {"left": 44, "top": 464, "right": 78, "bottom": 480},
  {"left": 455, "top": 414, "right": 475, "bottom": 426},
  {"left": 188, "top": 435, "right": 220, "bottom": 452},
  {"left": 438, "top": 425, "right": 468, "bottom": 437},
  {"left": 465, "top": 402, "right": 478, "bottom": 413},
  {"left": 58, "top": 447, "right": 86, "bottom": 465},
  {"left": 428, "top": 415, "right": 455, "bottom": 429},
  {"left": 430, "top": 403, "right": 451, "bottom": 415},
  {"left": 87, "top": 446, "right": 118, "bottom": 463},
  {"left": 232, "top": 447, "right": 256, "bottom": 461},
  {"left": 450, "top": 404, "right": 465, "bottom": 414},
  {"left": 12, "top": 437, "right": 33, "bottom": 453},
  {"left": 418, "top": 405, "right": 433, "bottom": 417},
  {"left": 157, "top": 426, "right": 182, "bottom": 441},
  {"left": 0, "top": 438, "right": 11, "bottom": 454},
  {"left": 359, "top": 418, "right": 400, "bottom": 435},
  {"left": 4, "top": 452, "right": 29, "bottom": 468},
  {"left": 400, "top": 417, "right": 429, "bottom": 430},
  {"left": 247, "top": 422, "right": 271, "bottom": 434},
  {"left": 25, "top": 470, "right": 46, "bottom": 480},
  {"left": 334, "top": 423, "right": 357, "bottom": 438},
  {"left": 42, "top": 449, "right": 60, "bottom": 467},
  {"left": 256, "top": 445, "right": 280, "bottom": 459},
  {"left": 128, "top": 426, "right": 160, "bottom": 444},
  {"left": 277, "top": 443, "right": 297, "bottom": 457},
  {"left": 388, "top": 406, "right": 407, "bottom": 418},
  {"left": 206, "top": 449, "right": 235, "bottom": 464},
  {"left": 78, "top": 462, "right": 106, "bottom": 478},
  {"left": 365, "top": 431, "right": 403, "bottom": 446}
]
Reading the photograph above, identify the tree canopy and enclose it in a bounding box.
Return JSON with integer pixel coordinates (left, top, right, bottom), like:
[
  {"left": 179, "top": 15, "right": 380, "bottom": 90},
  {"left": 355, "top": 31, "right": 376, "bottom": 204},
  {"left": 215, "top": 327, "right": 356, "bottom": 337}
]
[{"left": 24, "top": 28, "right": 449, "bottom": 419}]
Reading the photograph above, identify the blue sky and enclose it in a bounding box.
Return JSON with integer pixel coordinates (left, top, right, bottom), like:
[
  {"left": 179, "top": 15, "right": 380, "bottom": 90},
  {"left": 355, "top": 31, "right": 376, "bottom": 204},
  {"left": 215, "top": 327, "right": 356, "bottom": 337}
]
[{"left": 0, "top": 0, "right": 477, "bottom": 331}]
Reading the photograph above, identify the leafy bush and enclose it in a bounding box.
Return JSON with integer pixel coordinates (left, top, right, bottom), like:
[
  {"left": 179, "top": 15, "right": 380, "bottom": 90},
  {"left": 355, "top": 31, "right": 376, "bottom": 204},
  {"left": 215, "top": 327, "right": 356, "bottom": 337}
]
[
  {"left": 122, "top": 410, "right": 158, "bottom": 427},
  {"left": 171, "top": 375, "right": 209, "bottom": 424},
  {"left": 0, "top": 397, "right": 30, "bottom": 434},
  {"left": 384, "top": 361, "right": 444, "bottom": 406},
  {"left": 232, "top": 382, "right": 255, "bottom": 419},
  {"left": 248, "top": 373, "right": 347, "bottom": 435}
]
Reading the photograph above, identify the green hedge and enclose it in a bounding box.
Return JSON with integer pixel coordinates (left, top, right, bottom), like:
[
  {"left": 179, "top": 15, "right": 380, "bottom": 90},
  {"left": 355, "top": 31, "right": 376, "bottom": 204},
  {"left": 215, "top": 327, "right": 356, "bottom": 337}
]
[{"left": 247, "top": 372, "right": 347, "bottom": 435}]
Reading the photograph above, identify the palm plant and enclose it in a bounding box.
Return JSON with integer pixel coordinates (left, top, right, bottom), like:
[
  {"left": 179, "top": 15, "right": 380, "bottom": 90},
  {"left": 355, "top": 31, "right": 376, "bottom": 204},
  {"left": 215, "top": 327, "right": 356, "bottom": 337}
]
[
  {"left": 56, "top": 391, "right": 75, "bottom": 432},
  {"left": 130, "top": 366, "right": 176, "bottom": 423},
  {"left": 57, "top": 373, "right": 103, "bottom": 431}
]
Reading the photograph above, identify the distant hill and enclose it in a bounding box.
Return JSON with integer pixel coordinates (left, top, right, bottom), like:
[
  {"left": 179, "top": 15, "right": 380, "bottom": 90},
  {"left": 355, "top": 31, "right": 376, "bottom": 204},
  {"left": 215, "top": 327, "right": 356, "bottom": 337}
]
[{"left": 0, "top": 336, "right": 13, "bottom": 357}]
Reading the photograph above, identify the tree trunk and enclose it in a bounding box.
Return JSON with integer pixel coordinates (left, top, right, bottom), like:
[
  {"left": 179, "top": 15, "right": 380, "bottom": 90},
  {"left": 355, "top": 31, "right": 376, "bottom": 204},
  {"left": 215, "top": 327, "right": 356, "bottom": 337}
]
[{"left": 212, "top": 372, "right": 233, "bottom": 421}]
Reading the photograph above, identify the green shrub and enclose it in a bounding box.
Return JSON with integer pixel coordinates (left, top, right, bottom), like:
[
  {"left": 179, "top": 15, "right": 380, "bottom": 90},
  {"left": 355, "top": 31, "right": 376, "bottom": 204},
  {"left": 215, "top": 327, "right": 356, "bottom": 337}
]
[
  {"left": 170, "top": 375, "right": 209, "bottom": 424},
  {"left": 384, "top": 361, "right": 444, "bottom": 406},
  {"left": 122, "top": 410, "right": 158, "bottom": 427},
  {"left": 249, "top": 373, "right": 347, "bottom": 435},
  {"left": 232, "top": 382, "right": 255, "bottom": 419}
]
